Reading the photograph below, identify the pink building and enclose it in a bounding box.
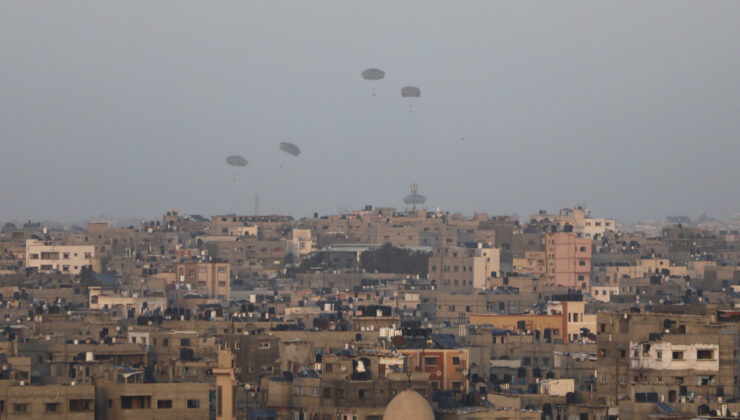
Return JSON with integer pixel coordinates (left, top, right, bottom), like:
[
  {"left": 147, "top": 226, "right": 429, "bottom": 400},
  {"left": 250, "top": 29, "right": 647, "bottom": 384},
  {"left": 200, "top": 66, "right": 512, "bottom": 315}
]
[{"left": 545, "top": 232, "right": 591, "bottom": 291}]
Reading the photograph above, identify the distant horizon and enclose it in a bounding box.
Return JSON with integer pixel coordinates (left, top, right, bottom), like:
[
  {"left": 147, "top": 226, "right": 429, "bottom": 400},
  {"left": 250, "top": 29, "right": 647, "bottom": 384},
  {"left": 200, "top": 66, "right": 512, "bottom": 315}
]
[{"left": 3, "top": 203, "right": 738, "bottom": 228}]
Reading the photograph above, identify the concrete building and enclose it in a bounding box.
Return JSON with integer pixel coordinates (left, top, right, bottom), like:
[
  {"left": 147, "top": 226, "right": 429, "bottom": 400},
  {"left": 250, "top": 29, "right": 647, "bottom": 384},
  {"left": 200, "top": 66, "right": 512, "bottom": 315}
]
[
  {"left": 596, "top": 312, "right": 740, "bottom": 419},
  {"left": 429, "top": 246, "right": 500, "bottom": 292},
  {"left": 174, "top": 261, "right": 230, "bottom": 301},
  {"left": 25, "top": 239, "right": 96, "bottom": 274},
  {"left": 0, "top": 383, "right": 95, "bottom": 419},
  {"left": 544, "top": 232, "right": 591, "bottom": 292}
]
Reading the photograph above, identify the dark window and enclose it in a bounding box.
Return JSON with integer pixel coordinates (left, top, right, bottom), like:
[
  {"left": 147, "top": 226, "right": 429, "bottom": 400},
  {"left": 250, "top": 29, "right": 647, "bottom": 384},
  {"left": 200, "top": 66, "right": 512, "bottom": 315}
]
[
  {"left": 697, "top": 350, "right": 714, "bottom": 360},
  {"left": 424, "top": 357, "right": 438, "bottom": 366},
  {"left": 187, "top": 400, "right": 200, "bottom": 409},
  {"left": 157, "top": 400, "right": 173, "bottom": 409},
  {"left": 70, "top": 399, "right": 93, "bottom": 412},
  {"left": 120, "top": 396, "right": 151, "bottom": 409},
  {"left": 46, "top": 403, "right": 60, "bottom": 413}
]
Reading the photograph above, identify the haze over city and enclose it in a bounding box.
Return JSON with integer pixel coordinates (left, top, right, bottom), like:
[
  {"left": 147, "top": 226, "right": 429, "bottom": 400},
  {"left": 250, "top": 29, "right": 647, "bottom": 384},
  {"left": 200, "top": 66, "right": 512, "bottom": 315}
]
[{"left": 2, "top": 1, "right": 740, "bottom": 223}]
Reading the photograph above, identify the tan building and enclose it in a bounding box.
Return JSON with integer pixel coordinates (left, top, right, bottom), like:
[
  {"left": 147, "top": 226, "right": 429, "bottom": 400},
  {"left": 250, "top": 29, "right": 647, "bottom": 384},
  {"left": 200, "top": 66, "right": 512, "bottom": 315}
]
[
  {"left": 89, "top": 287, "right": 167, "bottom": 314},
  {"left": 544, "top": 232, "right": 591, "bottom": 291},
  {"left": 0, "top": 383, "right": 95, "bottom": 419},
  {"left": 97, "top": 382, "right": 210, "bottom": 420},
  {"left": 429, "top": 246, "right": 500, "bottom": 292},
  {"left": 25, "top": 239, "right": 96, "bottom": 274},
  {"left": 174, "top": 261, "right": 230, "bottom": 301}
]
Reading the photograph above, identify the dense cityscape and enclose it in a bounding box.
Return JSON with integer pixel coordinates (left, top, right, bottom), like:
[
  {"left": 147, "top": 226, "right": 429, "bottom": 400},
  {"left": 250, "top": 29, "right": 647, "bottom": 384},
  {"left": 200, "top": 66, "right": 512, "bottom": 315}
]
[
  {"left": 2, "top": 206, "right": 740, "bottom": 419},
  {"left": 3, "top": 1, "right": 740, "bottom": 419}
]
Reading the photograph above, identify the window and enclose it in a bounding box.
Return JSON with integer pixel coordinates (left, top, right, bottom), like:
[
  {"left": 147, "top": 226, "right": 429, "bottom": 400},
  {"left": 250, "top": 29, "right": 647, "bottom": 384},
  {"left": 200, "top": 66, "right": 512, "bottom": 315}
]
[
  {"left": 14, "top": 403, "right": 28, "bottom": 413},
  {"left": 672, "top": 351, "right": 684, "bottom": 360},
  {"left": 259, "top": 342, "right": 271, "bottom": 350},
  {"left": 187, "top": 400, "right": 200, "bottom": 409},
  {"left": 452, "top": 357, "right": 461, "bottom": 366},
  {"left": 120, "top": 396, "right": 152, "bottom": 409},
  {"left": 698, "top": 375, "right": 715, "bottom": 385},
  {"left": 70, "top": 400, "right": 93, "bottom": 412},
  {"left": 697, "top": 349, "right": 714, "bottom": 360},
  {"left": 358, "top": 389, "right": 371, "bottom": 399},
  {"left": 46, "top": 403, "right": 60, "bottom": 413},
  {"left": 323, "top": 388, "right": 332, "bottom": 398},
  {"left": 181, "top": 338, "right": 191, "bottom": 346},
  {"left": 578, "top": 260, "right": 586, "bottom": 266},
  {"left": 157, "top": 400, "right": 173, "bottom": 409},
  {"left": 656, "top": 351, "right": 662, "bottom": 360},
  {"left": 448, "top": 306, "right": 455, "bottom": 312},
  {"left": 218, "top": 281, "right": 226, "bottom": 287},
  {"left": 424, "top": 357, "right": 438, "bottom": 366}
]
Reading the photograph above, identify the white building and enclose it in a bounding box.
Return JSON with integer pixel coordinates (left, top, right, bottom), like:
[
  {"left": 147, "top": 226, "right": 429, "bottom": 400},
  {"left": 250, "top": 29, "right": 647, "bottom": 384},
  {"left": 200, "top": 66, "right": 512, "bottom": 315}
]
[{"left": 25, "top": 239, "right": 95, "bottom": 274}]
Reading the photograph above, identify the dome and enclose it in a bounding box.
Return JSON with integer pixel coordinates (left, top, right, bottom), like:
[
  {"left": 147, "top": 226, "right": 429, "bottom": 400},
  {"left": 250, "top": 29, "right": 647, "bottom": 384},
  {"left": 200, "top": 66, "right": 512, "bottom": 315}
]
[{"left": 383, "top": 389, "right": 434, "bottom": 420}]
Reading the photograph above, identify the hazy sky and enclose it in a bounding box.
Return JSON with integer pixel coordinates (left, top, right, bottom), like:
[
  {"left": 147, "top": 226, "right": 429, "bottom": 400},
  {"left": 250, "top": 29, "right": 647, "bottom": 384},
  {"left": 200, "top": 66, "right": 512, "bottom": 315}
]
[{"left": 2, "top": 1, "right": 740, "bottom": 223}]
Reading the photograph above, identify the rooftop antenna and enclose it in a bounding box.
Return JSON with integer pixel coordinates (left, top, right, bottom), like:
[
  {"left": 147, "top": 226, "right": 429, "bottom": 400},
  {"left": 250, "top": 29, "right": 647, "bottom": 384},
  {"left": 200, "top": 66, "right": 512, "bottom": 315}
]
[
  {"left": 403, "top": 183, "right": 426, "bottom": 211},
  {"left": 254, "top": 193, "right": 259, "bottom": 216}
]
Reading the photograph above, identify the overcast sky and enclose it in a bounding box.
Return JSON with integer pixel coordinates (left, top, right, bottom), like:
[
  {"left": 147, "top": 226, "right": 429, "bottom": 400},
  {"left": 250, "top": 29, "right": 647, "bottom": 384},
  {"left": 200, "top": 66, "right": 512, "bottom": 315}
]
[{"left": 1, "top": 1, "right": 739, "bottom": 224}]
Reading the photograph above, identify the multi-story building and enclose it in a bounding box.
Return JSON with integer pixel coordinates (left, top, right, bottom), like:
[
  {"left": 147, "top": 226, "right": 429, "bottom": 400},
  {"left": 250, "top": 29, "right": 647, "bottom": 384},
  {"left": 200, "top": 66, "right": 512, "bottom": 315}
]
[
  {"left": 596, "top": 312, "right": 740, "bottom": 419},
  {"left": 428, "top": 246, "right": 500, "bottom": 292},
  {"left": 545, "top": 232, "right": 591, "bottom": 292},
  {"left": 25, "top": 239, "right": 96, "bottom": 274},
  {"left": 174, "top": 261, "right": 230, "bottom": 301}
]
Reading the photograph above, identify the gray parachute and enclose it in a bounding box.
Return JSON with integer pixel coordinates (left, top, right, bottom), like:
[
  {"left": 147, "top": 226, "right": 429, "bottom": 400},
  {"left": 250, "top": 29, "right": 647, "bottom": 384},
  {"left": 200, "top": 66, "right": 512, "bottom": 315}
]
[
  {"left": 279, "top": 142, "right": 301, "bottom": 157},
  {"left": 401, "top": 86, "right": 421, "bottom": 97},
  {"left": 225, "top": 155, "right": 248, "bottom": 167},
  {"left": 361, "top": 68, "right": 385, "bottom": 81}
]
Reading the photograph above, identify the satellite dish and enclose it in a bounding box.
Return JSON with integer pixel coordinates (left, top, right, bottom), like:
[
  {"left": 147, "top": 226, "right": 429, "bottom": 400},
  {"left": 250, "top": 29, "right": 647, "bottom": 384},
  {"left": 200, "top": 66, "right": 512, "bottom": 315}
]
[{"left": 462, "top": 369, "right": 469, "bottom": 376}]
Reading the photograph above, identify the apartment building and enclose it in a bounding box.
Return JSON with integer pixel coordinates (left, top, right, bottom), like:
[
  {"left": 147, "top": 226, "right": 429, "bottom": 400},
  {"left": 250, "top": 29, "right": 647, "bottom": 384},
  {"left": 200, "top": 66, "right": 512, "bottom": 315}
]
[
  {"left": 25, "top": 239, "right": 95, "bottom": 274},
  {"left": 174, "top": 261, "right": 230, "bottom": 301},
  {"left": 428, "top": 246, "right": 500, "bottom": 292},
  {"left": 596, "top": 312, "right": 740, "bottom": 419},
  {"left": 544, "top": 232, "right": 591, "bottom": 291}
]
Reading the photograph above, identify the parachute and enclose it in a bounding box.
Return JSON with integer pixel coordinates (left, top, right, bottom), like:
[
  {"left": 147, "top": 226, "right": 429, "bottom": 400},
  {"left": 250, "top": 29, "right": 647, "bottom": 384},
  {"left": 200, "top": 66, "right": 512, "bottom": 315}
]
[
  {"left": 225, "top": 155, "right": 247, "bottom": 181},
  {"left": 361, "top": 68, "right": 385, "bottom": 81},
  {"left": 401, "top": 86, "right": 421, "bottom": 112},
  {"left": 225, "top": 155, "right": 247, "bottom": 167},
  {"left": 362, "top": 68, "right": 385, "bottom": 96},
  {"left": 401, "top": 86, "right": 421, "bottom": 97},
  {"left": 279, "top": 142, "right": 301, "bottom": 157}
]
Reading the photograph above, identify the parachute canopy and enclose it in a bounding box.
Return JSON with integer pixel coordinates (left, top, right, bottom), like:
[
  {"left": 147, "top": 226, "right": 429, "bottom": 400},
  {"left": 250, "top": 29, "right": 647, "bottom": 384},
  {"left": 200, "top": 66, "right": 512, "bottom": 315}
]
[
  {"left": 401, "top": 86, "right": 421, "bottom": 98},
  {"left": 225, "top": 155, "right": 247, "bottom": 167},
  {"left": 361, "top": 68, "right": 385, "bottom": 81},
  {"left": 404, "top": 193, "right": 426, "bottom": 205},
  {"left": 279, "top": 142, "right": 301, "bottom": 157}
]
